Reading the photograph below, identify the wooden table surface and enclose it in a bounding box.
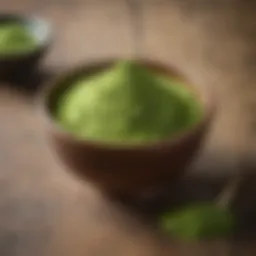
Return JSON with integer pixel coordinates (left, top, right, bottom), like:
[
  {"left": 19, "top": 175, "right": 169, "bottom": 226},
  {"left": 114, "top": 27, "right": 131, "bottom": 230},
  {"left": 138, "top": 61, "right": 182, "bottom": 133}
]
[{"left": 0, "top": 0, "right": 256, "bottom": 255}]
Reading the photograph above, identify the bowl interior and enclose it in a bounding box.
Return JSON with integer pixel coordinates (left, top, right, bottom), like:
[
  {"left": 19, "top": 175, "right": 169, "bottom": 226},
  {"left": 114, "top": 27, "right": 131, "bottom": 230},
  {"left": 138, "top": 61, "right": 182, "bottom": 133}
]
[
  {"left": 43, "top": 60, "right": 212, "bottom": 149},
  {"left": 47, "top": 61, "right": 204, "bottom": 121},
  {"left": 0, "top": 14, "right": 52, "bottom": 51}
]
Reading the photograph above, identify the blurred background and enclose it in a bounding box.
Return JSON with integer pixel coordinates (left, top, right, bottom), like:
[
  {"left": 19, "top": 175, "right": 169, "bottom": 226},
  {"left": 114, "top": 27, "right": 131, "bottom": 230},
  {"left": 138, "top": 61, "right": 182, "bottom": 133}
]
[{"left": 0, "top": 0, "right": 256, "bottom": 255}]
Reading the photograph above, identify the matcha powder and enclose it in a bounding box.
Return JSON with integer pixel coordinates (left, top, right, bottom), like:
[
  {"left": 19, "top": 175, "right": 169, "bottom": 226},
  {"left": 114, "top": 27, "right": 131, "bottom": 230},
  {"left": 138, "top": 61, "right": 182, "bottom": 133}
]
[
  {"left": 56, "top": 61, "right": 203, "bottom": 144},
  {"left": 0, "top": 23, "right": 37, "bottom": 55}
]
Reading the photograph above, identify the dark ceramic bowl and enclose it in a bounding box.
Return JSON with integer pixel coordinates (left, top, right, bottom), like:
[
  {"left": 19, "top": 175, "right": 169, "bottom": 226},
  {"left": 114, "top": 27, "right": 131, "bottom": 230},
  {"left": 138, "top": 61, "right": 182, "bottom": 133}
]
[
  {"left": 0, "top": 14, "right": 52, "bottom": 78},
  {"left": 40, "top": 59, "right": 215, "bottom": 197}
]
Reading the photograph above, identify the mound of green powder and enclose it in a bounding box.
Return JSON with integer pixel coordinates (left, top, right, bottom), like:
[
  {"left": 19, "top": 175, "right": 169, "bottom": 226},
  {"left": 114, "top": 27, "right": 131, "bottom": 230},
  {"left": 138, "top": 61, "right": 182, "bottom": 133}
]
[
  {"left": 56, "top": 60, "right": 203, "bottom": 144},
  {"left": 0, "top": 23, "right": 37, "bottom": 55}
]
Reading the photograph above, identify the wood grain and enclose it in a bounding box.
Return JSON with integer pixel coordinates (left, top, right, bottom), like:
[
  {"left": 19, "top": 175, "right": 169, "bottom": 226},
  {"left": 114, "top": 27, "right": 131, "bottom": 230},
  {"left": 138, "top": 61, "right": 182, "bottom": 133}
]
[{"left": 0, "top": 0, "right": 256, "bottom": 255}]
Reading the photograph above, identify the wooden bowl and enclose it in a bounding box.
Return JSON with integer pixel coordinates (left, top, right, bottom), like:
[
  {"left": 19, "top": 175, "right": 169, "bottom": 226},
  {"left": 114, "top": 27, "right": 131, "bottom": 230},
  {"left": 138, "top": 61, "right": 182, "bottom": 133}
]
[
  {"left": 0, "top": 14, "right": 52, "bottom": 78},
  {"left": 39, "top": 59, "right": 215, "bottom": 197}
]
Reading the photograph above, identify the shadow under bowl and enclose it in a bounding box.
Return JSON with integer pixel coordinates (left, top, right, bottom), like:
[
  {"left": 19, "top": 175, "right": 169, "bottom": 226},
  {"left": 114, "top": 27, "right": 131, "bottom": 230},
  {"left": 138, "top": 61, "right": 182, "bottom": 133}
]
[
  {"left": 39, "top": 59, "right": 216, "bottom": 198},
  {"left": 0, "top": 13, "right": 52, "bottom": 79}
]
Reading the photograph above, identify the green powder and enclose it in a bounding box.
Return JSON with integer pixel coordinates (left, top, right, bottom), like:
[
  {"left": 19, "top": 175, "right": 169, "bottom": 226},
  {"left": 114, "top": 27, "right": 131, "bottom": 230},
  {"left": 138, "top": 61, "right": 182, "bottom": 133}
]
[
  {"left": 56, "top": 60, "right": 203, "bottom": 144},
  {"left": 0, "top": 23, "right": 37, "bottom": 55},
  {"left": 160, "top": 203, "right": 235, "bottom": 241}
]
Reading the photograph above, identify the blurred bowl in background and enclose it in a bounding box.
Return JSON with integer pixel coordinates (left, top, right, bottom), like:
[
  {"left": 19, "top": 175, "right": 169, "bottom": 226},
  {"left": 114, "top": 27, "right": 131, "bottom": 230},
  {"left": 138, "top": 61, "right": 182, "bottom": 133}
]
[
  {"left": 39, "top": 59, "right": 216, "bottom": 198},
  {"left": 0, "top": 13, "right": 53, "bottom": 79}
]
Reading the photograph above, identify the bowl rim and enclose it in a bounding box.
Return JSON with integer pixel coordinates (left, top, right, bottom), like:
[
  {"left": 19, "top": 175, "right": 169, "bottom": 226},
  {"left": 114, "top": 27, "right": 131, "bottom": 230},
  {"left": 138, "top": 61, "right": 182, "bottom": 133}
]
[
  {"left": 0, "top": 13, "right": 53, "bottom": 59},
  {"left": 38, "top": 58, "right": 216, "bottom": 151}
]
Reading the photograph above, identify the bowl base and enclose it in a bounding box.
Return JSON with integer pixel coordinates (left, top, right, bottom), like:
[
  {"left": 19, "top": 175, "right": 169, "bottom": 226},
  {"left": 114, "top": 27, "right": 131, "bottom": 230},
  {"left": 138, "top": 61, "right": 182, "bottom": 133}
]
[{"left": 103, "top": 181, "right": 183, "bottom": 217}]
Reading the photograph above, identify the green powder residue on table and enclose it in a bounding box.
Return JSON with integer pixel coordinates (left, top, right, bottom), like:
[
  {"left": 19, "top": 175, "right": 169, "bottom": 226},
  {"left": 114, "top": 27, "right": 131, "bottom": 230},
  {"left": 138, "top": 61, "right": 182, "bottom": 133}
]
[
  {"left": 56, "top": 60, "right": 203, "bottom": 144},
  {"left": 0, "top": 23, "right": 37, "bottom": 55}
]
